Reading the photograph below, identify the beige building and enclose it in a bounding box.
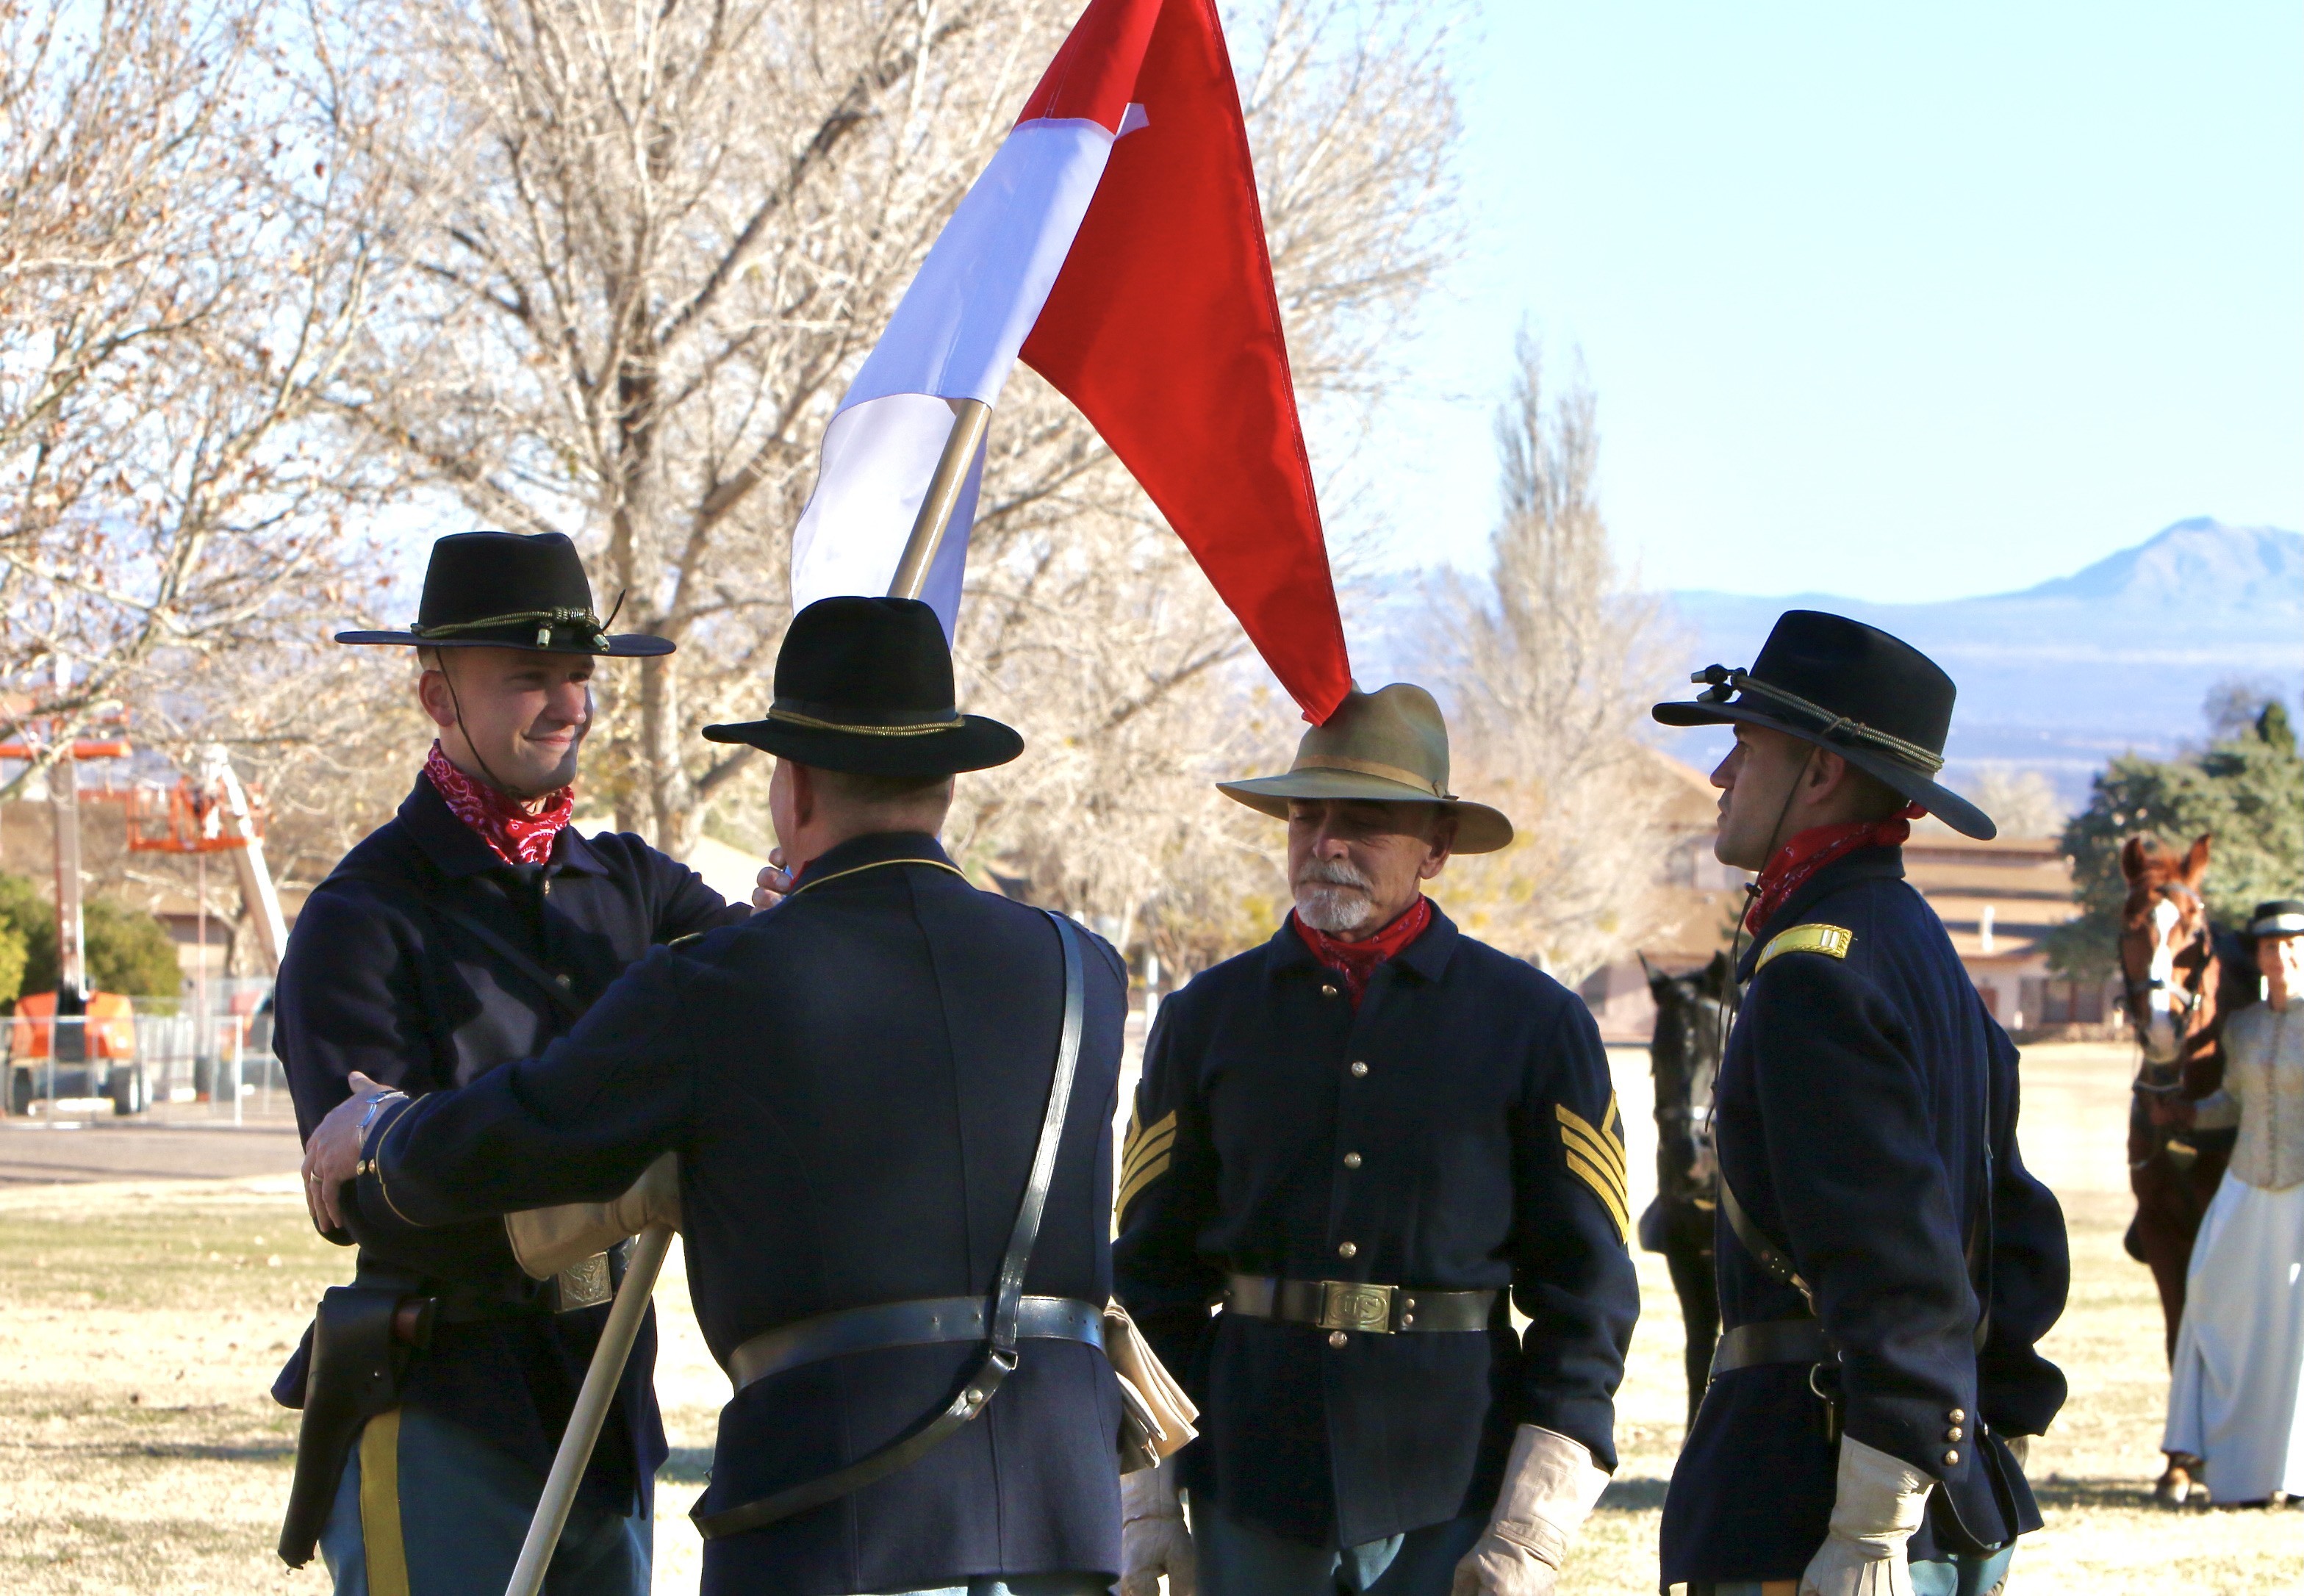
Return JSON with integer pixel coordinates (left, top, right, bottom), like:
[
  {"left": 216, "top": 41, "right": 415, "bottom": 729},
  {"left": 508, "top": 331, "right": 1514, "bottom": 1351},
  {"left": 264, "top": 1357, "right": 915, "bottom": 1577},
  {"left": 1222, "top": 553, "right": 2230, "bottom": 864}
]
[{"left": 1901, "top": 830, "right": 2121, "bottom": 1037}]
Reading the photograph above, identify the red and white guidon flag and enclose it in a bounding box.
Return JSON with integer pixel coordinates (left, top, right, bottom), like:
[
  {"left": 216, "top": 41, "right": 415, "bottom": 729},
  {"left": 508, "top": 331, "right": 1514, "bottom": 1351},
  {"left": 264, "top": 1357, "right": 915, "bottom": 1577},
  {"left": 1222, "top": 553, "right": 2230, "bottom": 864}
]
[{"left": 788, "top": 0, "right": 1351, "bottom": 723}]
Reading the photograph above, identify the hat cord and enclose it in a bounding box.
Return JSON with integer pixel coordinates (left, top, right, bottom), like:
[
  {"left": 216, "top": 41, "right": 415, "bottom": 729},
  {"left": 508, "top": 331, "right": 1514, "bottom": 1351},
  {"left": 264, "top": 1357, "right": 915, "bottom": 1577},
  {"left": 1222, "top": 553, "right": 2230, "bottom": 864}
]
[
  {"left": 1690, "top": 666, "right": 1945, "bottom": 774},
  {"left": 412, "top": 605, "right": 611, "bottom": 652}
]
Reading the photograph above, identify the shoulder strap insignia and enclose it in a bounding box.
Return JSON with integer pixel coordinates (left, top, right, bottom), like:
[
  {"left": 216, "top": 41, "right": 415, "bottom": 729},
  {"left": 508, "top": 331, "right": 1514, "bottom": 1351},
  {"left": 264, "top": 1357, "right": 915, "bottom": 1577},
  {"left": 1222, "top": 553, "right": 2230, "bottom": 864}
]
[
  {"left": 1755, "top": 922, "right": 1853, "bottom": 973},
  {"left": 1555, "top": 1096, "right": 1630, "bottom": 1243},
  {"left": 1116, "top": 1106, "right": 1178, "bottom": 1223}
]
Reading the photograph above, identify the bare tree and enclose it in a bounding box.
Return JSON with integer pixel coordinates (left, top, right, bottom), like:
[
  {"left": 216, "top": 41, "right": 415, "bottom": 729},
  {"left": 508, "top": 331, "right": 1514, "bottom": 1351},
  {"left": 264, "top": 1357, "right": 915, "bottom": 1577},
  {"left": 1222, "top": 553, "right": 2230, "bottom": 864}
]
[
  {"left": 312, "top": 0, "right": 1460, "bottom": 927},
  {"left": 0, "top": 0, "right": 398, "bottom": 789},
  {"left": 1435, "top": 334, "right": 1684, "bottom": 982}
]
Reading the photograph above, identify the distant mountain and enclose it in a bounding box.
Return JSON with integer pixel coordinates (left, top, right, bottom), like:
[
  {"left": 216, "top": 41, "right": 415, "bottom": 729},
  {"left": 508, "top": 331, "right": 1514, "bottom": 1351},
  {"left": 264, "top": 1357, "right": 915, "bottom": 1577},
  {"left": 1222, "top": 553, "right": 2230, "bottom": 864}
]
[
  {"left": 1339, "top": 518, "right": 2302, "bottom": 810},
  {"left": 1661, "top": 519, "right": 2303, "bottom": 804},
  {"left": 2015, "top": 517, "right": 2301, "bottom": 609}
]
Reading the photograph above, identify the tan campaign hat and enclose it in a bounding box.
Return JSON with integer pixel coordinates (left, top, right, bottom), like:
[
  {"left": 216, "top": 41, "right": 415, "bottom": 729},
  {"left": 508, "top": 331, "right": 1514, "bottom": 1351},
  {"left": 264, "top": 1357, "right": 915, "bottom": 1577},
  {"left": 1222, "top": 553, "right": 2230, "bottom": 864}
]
[{"left": 1216, "top": 683, "right": 1514, "bottom": 854}]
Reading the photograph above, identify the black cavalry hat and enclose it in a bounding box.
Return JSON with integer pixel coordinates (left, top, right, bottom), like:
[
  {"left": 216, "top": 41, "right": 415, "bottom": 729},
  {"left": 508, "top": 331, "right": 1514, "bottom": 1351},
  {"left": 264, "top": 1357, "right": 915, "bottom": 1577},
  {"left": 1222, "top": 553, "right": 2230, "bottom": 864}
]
[
  {"left": 2247, "top": 900, "right": 2304, "bottom": 939},
  {"left": 1651, "top": 608, "right": 1996, "bottom": 840},
  {"left": 701, "top": 596, "right": 1022, "bottom": 777},
  {"left": 336, "top": 531, "right": 674, "bottom": 657}
]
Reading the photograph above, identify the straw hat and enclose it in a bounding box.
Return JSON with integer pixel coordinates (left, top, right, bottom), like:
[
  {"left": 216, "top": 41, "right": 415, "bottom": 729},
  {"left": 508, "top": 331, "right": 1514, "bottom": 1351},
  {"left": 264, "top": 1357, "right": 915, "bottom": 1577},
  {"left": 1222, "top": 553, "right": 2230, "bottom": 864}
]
[{"left": 1216, "top": 683, "right": 1513, "bottom": 854}]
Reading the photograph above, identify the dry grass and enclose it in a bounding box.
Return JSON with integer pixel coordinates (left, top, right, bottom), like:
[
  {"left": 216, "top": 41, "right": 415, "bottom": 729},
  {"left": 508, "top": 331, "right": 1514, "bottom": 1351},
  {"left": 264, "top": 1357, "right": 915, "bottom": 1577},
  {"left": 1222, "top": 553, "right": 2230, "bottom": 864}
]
[{"left": 0, "top": 1044, "right": 2298, "bottom": 1593}]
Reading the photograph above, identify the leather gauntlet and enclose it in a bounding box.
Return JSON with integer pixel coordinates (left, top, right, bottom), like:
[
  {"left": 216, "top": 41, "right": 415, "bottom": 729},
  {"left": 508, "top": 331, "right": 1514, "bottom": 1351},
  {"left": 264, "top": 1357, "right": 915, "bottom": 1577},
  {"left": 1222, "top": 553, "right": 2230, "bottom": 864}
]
[{"left": 505, "top": 1152, "right": 681, "bottom": 1279}]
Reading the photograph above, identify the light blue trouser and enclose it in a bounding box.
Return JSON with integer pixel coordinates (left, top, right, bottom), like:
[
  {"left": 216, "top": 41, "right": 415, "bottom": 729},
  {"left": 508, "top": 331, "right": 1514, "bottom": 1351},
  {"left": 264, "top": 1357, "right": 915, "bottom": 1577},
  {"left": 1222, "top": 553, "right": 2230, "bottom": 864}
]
[
  {"left": 1699, "top": 1547, "right": 2015, "bottom": 1596},
  {"left": 319, "top": 1406, "right": 650, "bottom": 1596},
  {"left": 1196, "top": 1506, "right": 1488, "bottom": 1596}
]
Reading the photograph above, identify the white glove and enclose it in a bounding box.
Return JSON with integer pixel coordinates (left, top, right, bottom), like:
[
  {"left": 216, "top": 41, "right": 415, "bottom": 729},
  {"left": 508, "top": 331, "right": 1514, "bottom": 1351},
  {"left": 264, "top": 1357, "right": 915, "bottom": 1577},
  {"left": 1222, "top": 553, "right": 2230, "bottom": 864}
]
[
  {"left": 1119, "top": 1463, "right": 1196, "bottom": 1596},
  {"left": 504, "top": 1152, "right": 681, "bottom": 1279},
  {"left": 1798, "top": 1436, "right": 1933, "bottom": 1596},
  {"left": 1451, "top": 1425, "right": 1609, "bottom": 1596}
]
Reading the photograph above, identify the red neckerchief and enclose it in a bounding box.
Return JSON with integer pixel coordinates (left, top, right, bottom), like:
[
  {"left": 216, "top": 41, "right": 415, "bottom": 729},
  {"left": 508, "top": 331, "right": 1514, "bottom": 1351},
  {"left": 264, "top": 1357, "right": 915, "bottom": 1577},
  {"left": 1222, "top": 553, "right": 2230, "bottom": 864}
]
[
  {"left": 423, "top": 741, "right": 574, "bottom": 867},
  {"left": 1293, "top": 896, "right": 1435, "bottom": 1009},
  {"left": 1745, "top": 804, "right": 1923, "bottom": 933}
]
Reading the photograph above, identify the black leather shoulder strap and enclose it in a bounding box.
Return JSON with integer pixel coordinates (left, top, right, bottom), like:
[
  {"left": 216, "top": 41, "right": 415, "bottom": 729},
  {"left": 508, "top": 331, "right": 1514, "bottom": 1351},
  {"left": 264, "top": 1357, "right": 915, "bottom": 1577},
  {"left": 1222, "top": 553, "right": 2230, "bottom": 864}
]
[{"left": 692, "top": 908, "right": 1088, "bottom": 1542}]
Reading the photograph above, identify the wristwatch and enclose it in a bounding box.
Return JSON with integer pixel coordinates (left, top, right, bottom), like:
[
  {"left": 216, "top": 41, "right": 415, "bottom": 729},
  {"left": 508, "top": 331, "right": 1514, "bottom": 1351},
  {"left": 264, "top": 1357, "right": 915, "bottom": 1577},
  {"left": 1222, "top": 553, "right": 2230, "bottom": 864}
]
[{"left": 356, "top": 1089, "right": 407, "bottom": 1132}]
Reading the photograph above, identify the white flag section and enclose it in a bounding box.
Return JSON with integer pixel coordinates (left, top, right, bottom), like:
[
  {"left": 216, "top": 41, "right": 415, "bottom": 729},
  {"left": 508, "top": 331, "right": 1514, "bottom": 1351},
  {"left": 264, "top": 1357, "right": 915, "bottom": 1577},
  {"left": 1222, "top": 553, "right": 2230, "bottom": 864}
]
[{"left": 789, "top": 109, "right": 1146, "bottom": 634}]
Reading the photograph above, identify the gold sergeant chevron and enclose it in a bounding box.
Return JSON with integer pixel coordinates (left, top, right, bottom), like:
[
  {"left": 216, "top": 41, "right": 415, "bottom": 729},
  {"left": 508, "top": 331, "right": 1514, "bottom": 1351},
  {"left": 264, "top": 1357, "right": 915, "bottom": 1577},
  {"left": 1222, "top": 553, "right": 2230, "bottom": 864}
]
[
  {"left": 1116, "top": 1106, "right": 1177, "bottom": 1221},
  {"left": 1556, "top": 1097, "right": 1630, "bottom": 1242}
]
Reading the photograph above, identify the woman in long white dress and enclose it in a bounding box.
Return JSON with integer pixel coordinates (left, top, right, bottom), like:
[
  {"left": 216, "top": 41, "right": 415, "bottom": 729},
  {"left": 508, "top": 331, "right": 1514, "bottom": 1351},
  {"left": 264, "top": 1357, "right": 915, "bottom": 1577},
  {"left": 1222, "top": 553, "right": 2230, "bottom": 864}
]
[{"left": 2163, "top": 897, "right": 2304, "bottom": 1505}]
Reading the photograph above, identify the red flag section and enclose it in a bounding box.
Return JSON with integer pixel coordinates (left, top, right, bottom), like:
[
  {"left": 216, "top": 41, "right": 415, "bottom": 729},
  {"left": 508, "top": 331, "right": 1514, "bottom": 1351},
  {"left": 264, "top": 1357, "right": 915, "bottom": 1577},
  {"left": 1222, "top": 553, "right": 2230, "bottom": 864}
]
[{"left": 1022, "top": 0, "right": 1352, "bottom": 725}]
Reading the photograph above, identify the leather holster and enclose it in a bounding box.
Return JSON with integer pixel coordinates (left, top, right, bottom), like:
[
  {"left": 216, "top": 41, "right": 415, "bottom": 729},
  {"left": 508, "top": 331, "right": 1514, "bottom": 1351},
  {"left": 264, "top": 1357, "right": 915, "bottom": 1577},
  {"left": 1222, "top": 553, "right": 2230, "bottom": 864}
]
[{"left": 276, "top": 1285, "right": 432, "bottom": 1568}]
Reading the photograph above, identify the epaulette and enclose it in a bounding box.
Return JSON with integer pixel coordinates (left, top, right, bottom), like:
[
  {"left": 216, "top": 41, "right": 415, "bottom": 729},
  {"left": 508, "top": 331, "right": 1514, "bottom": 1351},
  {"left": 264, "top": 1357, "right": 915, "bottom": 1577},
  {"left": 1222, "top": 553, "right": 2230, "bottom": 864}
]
[{"left": 1754, "top": 922, "right": 1853, "bottom": 973}]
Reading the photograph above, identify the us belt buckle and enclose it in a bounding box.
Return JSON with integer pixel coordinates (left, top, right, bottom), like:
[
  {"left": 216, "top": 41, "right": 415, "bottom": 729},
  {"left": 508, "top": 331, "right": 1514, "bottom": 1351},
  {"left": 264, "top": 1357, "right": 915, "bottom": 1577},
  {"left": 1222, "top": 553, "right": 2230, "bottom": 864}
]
[
  {"left": 556, "top": 1252, "right": 613, "bottom": 1312},
  {"left": 1318, "top": 1280, "right": 1395, "bottom": 1334}
]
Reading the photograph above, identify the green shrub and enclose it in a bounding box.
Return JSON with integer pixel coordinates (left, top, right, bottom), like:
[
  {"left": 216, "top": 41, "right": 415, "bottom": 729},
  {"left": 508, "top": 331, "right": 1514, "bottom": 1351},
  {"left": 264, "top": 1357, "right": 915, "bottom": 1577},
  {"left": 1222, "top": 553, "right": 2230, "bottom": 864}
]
[
  {"left": 0, "top": 873, "right": 183, "bottom": 1007},
  {"left": 2051, "top": 700, "right": 2304, "bottom": 979}
]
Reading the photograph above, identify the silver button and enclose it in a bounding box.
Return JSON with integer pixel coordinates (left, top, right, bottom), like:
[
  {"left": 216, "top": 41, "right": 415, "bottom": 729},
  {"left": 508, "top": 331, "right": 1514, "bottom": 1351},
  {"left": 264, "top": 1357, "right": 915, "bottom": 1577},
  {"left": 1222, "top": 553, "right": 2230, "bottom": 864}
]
[
  {"left": 1327, "top": 1330, "right": 1349, "bottom": 1349},
  {"left": 1942, "top": 1449, "right": 1960, "bottom": 1467},
  {"left": 1337, "top": 1241, "right": 1357, "bottom": 1259},
  {"left": 1945, "top": 1426, "right": 1963, "bottom": 1442},
  {"left": 1343, "top": 1152, "right": 1363, "bottom": 1169},
  {"left": 1349, "top": 1061, "right": 1369, "bottom": 1078}
]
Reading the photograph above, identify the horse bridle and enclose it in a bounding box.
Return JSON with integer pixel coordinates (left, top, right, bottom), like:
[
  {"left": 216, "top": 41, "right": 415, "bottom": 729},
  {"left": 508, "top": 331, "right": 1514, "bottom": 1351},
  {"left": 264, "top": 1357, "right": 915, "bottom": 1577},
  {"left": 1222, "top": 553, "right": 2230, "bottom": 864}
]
[{"left": 2122, "top": 884, "right": 2214, "bottom": 1094}]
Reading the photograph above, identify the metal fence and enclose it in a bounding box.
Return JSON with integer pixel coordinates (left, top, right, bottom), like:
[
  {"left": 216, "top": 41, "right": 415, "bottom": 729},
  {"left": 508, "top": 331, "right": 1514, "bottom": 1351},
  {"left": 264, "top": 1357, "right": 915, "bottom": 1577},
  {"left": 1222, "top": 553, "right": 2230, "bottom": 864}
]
[{"left": 4, "top": 997, "right": 284, "bottom": 1123}]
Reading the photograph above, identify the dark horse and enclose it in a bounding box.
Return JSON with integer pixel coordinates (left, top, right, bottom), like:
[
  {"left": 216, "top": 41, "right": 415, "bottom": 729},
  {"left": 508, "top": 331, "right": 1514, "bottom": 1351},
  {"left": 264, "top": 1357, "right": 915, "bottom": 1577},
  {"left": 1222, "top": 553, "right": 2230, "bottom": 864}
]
[
  {"left": 2115, "top": 834, "right": 2251, "bottom": 1506},
  {"left": 1637, "top": 950, "right": 1731, "bottom": 1426}
]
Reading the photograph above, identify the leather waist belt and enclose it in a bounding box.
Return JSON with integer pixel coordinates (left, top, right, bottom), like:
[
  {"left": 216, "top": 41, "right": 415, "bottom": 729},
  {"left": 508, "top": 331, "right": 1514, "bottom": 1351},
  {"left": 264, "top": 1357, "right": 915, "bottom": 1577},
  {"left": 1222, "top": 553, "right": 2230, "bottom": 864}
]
[
  {"left": 354, "top": 1245, "right": 623, "bottom": 1324},
  {"left": 1709, "top": 1318, "right": 1832, "bottom": 1380},
  {"left": 728, "top": 1295, "right": 1106, "bottom": 1393},
  {"left": 1224, "top": 1274, "right": 1496, "bottom": 1335}
]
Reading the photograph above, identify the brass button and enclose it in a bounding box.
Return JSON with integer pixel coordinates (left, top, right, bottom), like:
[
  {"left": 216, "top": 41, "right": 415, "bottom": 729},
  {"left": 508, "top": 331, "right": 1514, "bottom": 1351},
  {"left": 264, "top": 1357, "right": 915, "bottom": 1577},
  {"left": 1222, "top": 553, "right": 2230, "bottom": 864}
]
[
  {"left": 1945, "top": 1426, "right": 1964, "bottom": 1442},
  {"left": 1942, "top": 1449, "right": 1960, "bottom": 1467},
  {"left": 1327, "top": 1330, "right": 1349, "bottom": 1349},
  {"left": 1343, "top": 1152, "right": 1363, "bottom": 1169},
  {"left": 1321, "top": 984, "right": 1340, "bottom": 999},
  {"left": 1948, "top": 1408, "right": 1965, "bottom": 1424},
  {"left": 1399, "top": 1313, "right": 1415, "bottom": 1328},
  {"left": 1349, "top": 1061, "right": 1369, "bottom": 1078},
  {"left": 1337, "top": 1241, "right": 1357, "bottom": 1259}
]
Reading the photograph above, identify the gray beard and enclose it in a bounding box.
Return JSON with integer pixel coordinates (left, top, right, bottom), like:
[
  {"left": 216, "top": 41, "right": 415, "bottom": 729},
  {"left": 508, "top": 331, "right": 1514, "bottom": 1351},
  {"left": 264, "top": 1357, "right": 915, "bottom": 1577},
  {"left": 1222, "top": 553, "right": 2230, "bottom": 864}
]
[{"left": 1294, "top": 860, "right": 1377, "bottom": 935}]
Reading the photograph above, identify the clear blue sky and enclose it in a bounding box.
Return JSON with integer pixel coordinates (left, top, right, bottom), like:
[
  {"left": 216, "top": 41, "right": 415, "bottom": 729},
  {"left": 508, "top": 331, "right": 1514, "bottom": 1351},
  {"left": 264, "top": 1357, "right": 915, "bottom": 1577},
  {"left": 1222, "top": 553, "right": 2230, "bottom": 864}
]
[{"left": 1354, "top": 1, "right": 2303, "bottom": 600}]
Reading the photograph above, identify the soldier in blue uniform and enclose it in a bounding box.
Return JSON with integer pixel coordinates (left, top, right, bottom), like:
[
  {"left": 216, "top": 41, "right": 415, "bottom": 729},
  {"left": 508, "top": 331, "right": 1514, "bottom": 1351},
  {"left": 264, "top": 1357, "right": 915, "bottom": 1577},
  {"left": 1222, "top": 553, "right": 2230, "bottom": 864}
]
[
  {"left": 1113, "top": 683, "right": 1640, "bottom": 1596},
  {"left": 273, "top": 531, "right": 750, "bottom": 1594},
  {"left": 1650, "top": 611, "right": 2071, "bottom": 1596},
  {"left": 302, "top": 596, "right": 1134, "bottom": 1596}
]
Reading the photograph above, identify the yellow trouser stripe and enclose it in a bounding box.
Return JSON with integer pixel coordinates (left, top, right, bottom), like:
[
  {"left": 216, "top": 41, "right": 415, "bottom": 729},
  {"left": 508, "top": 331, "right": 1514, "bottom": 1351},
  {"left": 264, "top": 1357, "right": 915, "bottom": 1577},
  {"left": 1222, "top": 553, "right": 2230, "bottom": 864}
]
[{"left": 359, "top": 1408, "right": 410, "bottom": 1596}]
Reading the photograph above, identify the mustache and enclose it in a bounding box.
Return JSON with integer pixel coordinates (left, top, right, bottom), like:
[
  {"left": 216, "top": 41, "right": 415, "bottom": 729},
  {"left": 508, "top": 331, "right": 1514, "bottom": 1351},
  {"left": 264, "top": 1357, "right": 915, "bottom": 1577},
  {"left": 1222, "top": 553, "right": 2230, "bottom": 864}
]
[{"left": 1293, "top": 858, "right": 1373, "bottom": 892}]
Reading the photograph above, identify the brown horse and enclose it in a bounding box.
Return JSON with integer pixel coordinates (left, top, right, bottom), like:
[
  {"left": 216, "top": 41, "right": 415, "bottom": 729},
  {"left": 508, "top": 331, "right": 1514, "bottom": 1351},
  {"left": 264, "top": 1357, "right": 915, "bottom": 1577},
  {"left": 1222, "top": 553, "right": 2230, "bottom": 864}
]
[{"left": 2115, "top": 833, "right": 2238, "bottom": 1506}]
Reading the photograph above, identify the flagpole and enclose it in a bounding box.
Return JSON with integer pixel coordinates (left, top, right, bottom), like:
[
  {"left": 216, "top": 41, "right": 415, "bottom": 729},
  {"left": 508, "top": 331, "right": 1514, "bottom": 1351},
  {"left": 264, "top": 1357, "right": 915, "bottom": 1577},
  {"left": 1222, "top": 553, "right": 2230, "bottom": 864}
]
[
  {"left": 503, "top": 1224, "right": 675, "bottom": 1596},
  {"left": 886, "top": 399, "right": 991, "bottom": 600}
]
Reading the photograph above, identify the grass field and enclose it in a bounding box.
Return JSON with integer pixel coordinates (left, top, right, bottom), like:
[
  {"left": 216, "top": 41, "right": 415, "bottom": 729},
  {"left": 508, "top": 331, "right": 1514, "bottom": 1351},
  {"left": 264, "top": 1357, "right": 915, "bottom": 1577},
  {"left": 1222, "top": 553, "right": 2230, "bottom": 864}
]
[{"left": 0, "top": 1043, "right": 2297, "bottom": 1594}]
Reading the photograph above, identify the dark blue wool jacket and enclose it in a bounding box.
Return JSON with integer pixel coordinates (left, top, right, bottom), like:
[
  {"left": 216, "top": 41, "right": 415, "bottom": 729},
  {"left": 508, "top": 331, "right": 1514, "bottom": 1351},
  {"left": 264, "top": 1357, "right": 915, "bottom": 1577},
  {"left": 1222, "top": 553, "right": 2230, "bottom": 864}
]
[
  {"left": 361, "top": 832, "right": 1130, "bottom": 1596},
  {"left": 275, "top": 773, "right": 739, "bottom": 1516},
  {"left": 1113, "top": 904, "right": 1638, "bottom": 1550},
  {"left": 1659, "top": 845, "right": 2070, "bottom": 1587}
]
